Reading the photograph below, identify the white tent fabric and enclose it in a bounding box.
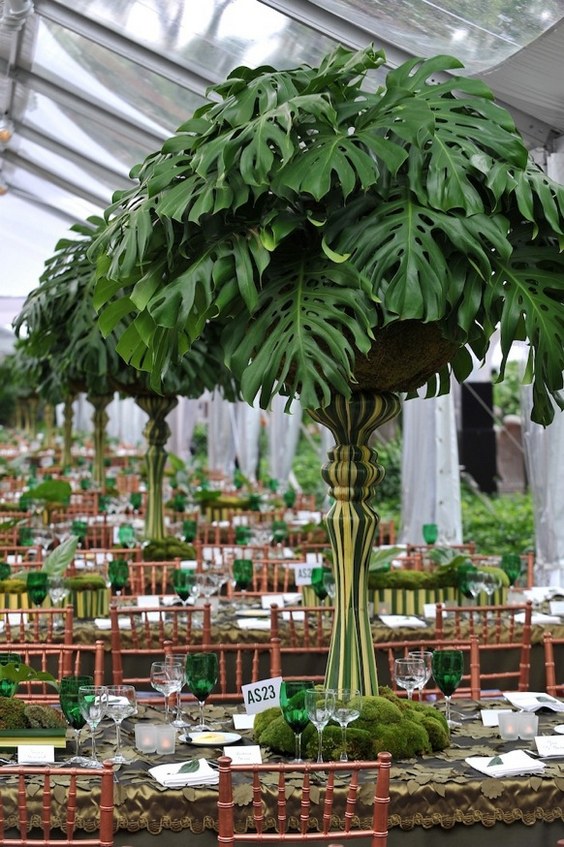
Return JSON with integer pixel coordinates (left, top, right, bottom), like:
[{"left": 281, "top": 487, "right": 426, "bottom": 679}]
[
  {"left": 229, "top": 401, "right": 262, "bottom": 482},
  {"left": 206, "top": 391, "right": 237, "bottom": 479},
  {"left": 267, "top": 395, "right": 302, "bottom": 488},
  {"left": 519, "top": 144, "right": 564, "bottom": 586},
  {"left": 400, "top": 393, "right": 462, "bottom": 546},
  {"left": 166, "top": 397, "right": 200, "bottom": 464}
]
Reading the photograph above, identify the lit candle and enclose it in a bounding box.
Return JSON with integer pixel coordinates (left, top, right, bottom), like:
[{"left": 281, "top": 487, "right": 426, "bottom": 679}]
[
  {"left": 517, "top": 713, "right": 539, "bottom": 739},
  {"left": 134, "top": 723, "right": 158, "bottom": 753},
  {"left": 498, "top": 712, "right": 518, "bottom": 740},
  {"left": 155, "top": 725, "right": 176, "bottom": 754}
]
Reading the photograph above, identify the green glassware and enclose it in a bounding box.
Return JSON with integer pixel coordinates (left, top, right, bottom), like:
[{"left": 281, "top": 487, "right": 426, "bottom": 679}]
[
  {"left": 500, "top": 553, "right": 522, "bottom": 587},
  {"left": 235, "top": 525, "right": 252, "bottom": 545},
  {"left": 129, "top": 492, "right": 142, "bottom": 511},
  {"left": 108, "top": 559, "right": 129, "bottom": 594},
  {"left": 280, "top": 681, "right": 312, "bottom": 763},
  {"left": 118, "top": 523, "right": 136, "bottom": 548},
  {"left": 0, "top": 652, "right": 22, "bottom": 698},
  {"left": 311, "top": 566, "right": 331, "bottom": 601},
  {"left": 431, "top": 650, "right": 464, "bottom": 728},
  {"left": 185, "top": 652, "right": 218, "bottom": 730},
  {"left": 18, "top": 526, "right": 34, "bottom": 547},
  {"left": 271, "top": 520, "right": 288, "bottom": 544},
  {"left": 71, "top": 519, "right": 88, "bottom": 541},
  {"left": 26, "top": 571, "right": 48, "bottom": 607},
  {"left": 232, "top": 559, "right": 253, "bottom": 591},
  {"left": 0, "top": 561, "right": 10, "bottom": 581},
  {"left": 172, "top": 568, "right": 196, "bottom": 605},
  {"left": 283, "top": 489, "right": 297, "bottom": 508},
  {"left": 182, "top": 519, "right": 197, "bottom": 542},
  {"left": 59, "top": 674, "right": 93, "bottom": 763},
  {"left": 422, "top": 523, "right": 439, "bottom": 544}
]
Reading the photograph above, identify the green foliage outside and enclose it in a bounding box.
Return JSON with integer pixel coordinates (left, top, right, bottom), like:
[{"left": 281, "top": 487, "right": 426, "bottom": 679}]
[{"left": 461, "top": 484, "right": 534, "bottom": 555}]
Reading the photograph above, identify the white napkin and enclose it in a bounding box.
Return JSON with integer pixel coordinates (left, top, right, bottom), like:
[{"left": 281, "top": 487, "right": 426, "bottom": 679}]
[
  {"left": 465, "top": 749, "right": 545, "bottom": 778},
  {"left": 379, "top": 615, "right": 427, "bottom": 629},
  {"left": 503, "top": 691, "right": 564, "bottom": 712},
  {"left": 149, "top": 758, "right": 219, "bottom": 788},
  {"left": 235, "top": 618, "right": 271, "bottom": 630},
  {"left": 94, "top": 617, "right": 131, "bottom": 630},
  {"left": 515, "top": 611, "right": 561, "bottom": 625}
]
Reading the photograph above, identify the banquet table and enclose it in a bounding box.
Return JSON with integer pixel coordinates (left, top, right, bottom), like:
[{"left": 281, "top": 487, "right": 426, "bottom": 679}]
[{"left": 1, "top": 701, "right": 563, "bottom": 846}]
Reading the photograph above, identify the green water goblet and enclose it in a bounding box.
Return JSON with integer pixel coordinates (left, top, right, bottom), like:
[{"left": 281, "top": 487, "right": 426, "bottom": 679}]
[
  {"left": 108, "top": 559, "right": 129, "bottom": 595},
  {"left": 172, "top": 568, "right": 196, "bottom": 605},
  {"left": 500, "top": 553, "right": 522, "bottom": 587},
  {"left": 185, "top": 652, "right": 218, "bottom": 731},
  {"left": 0, "top": 652, "right": 22, "bottom": 698},
  {"left": 26, "top": 571, "right": 48, "bottom": 607},
  {"left": 59, "top": 674, "right": 93, "bottom": 765},
  {"left": 280, "top": 681, "right": 312, "bottom": 763},
  {"left": 422, "top": 523, "right": 438, "bottom": 544},
  {"left": 431, "top": 650, "right": 464, "bottom": 728}
]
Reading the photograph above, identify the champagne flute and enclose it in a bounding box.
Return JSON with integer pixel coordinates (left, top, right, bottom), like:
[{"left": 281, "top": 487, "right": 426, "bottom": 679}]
[
  {"left": 431, "top": 650, "right": 464, "bottom": 728},
  {"left": 106, "top": 684, "right": 137, "bottom": 763},
  {"left": 305, "top": 688, "right": 335, "bottom": 763},
  {"left": 280, "top": 681, "right": 312, "bottom": 763},
  {"left": 59, "top": 674, "right": 93, "bottom": 765},
  {"left": 150, "top": 661, "right": 182, "bottom": 724},
  {"left": 394, "top": 657, "right": 427, "bottom": 700},
  {"left": 185, "top": 652, "right": 218, "bottom": 731},
  {"left": 332, "top": 689, "right": 362, "bottom": 762},
  {"left": 77, "top": 684, "right": 109, "bottom": 766}
]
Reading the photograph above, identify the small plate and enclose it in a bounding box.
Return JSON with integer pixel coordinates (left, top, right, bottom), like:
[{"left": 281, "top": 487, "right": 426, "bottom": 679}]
[
  {"left": 179, "top": 731, "right": 242, "bottom": 746},
  {"left": 553, "top": 725, "right": 564, "bottom": 734}
]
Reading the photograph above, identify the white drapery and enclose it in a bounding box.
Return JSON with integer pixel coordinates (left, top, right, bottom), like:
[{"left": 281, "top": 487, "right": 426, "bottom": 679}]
[
  {"left": 400, "top": 392, "right": 462, "bottom": 545},
  {"left": 229, "top": 401, "right": 262, "bottom": 482},
  {"left": 206, "top": 391, "right": 237, "bottom": 479},
  {"left": 166, "top": 397, "right": 200, "bottom": 463},
  {"left": 519, "top": 145, "right": 564, "bottom": 586},
  {"left": 267, "top": 395, "right": 303, "bottom": 487}
]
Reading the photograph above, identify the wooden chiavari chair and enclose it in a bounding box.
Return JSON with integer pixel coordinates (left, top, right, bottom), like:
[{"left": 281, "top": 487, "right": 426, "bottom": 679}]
[
  {"left": 543, "top": 631, "right": 564, "bottom": 697},
  {"left": 217, "top": 751, "right": 391, "bottom": 847},
  {"left": 0, "top": 760, "right": 115, "bottom": 847},
  {"left": 7, "top": 640, "right": 105, "bottom": 702}
]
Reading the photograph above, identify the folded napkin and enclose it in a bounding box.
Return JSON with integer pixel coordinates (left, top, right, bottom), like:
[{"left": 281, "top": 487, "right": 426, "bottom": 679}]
[
  {"left": 235, "top": 617, "right": 271, "bottom": 630},
  {"left": 465, "top": 749, "right": 545, "bottom": 778},
  {"left": 515, "top": 611, "right": 561, "bottom": 625},
  {"left": 94, "top": 617, "right": 131, "bottom": 630},
  {"left": 379, "top": 615, "right": 427, "bottom": 629},
  {"left": 149, "top": 758, "right": 219, "bottom": 788},
  {"left": 503, "top": 691, "right": 564, "bottom": 713}
]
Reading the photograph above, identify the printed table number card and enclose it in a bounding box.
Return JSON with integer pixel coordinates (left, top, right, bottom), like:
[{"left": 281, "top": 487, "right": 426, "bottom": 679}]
[
  {"left": 293, "top": 564, "right": 314, "bottom": 586},
  {"left": 241, "top": 676, "right": 282, "bottom": 714}
]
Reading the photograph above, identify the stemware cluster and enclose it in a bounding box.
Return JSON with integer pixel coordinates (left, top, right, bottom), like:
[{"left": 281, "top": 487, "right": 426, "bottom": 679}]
[{"left": 280, "top": 682, "right": 363, "bottom": 764}]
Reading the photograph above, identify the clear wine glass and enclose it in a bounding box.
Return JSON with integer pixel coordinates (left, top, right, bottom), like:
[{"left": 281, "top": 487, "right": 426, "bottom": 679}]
[
  {"left": 394, "top": 657, "right": 426, "bottom": 700},
  {"left": 464, "top": 570, "right": 485, "bottom": 605},
  {"left": 150, "top": 661, "right": 182, "bottom": 724},
  {"left": 431, "top": 650, "right": 464, "bottom": 729},
  {"left": 331, "top": 689, "right": 362, "bottom": 762},
  {"left": 105, "top": 684, "right": 137, "bottom": 763},
  {"left": 77, "top": 684, "right": 109, "bottom": 766},
  {"left": 305, "top": 688, "right": 336, "bottom": 763},
  {"left": 59, "top": 674, "right": 93, "bottom": 766},
  {"left": 185, "top": 652, "right": 219, "bottom": 731},
  {"left": 481, "top": 571, "right": 502, "bottom": 602},
  {"left": 407, "top": 649, "right": 433, "bottom": 698},
  {"left": 47, "top": 575, "right": 69, "bottom": 630},
  {"left": 280, "top": 681, "right": 312, "bottom": 763},
  {"left": 164, "top": 654, "right": 189, "bottom": 729}
]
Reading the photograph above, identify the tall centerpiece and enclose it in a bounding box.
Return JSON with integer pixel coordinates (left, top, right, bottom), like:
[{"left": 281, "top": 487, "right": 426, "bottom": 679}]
[{"left": 92, "top": 45, "right": 564, "bottom": 695}]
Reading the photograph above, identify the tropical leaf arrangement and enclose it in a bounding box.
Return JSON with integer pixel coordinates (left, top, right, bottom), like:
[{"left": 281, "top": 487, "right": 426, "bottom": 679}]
[{"left": 90, "top": 43, "right": 564, "bottom": 425}]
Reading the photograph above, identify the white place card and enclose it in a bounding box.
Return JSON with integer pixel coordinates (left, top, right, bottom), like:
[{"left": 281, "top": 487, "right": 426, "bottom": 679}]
[
  {"left": 7, "top": 612, "right": 27, "bottom": 626},
  {"left": 226, "top": 744, "right": 262, "bottom": 764},
  {"left": 136, "top": 595, "right": 160, "bottom": 621},
  {"left": 549, "top": 600, "right": 564, "bottom": 615},
  {"left": 480, "top": 709, "right": 513, "bottom": 727},
  {"left": 282, "top": 610, "right": 305, "bottom": 621},
  {"left": 293, "top": 564, "right": 314, "bottom": 585},
  {"left": 305, "top": 553, "right": 323, "bottom": 566},
  {"left": 180, "top": 560, "right": 198, "bottom": 570},
  {"left": 241, "top": 676, "right": 282, "bottom": 714},
  {"left": 535, "top": 735, "right": 564, "bottom": 757},
  {"left": 18, "top": 745, "right": 55, "bottom": 763},
  {"left": 233, "top": 713, "right": 256, "bottom": 730}
]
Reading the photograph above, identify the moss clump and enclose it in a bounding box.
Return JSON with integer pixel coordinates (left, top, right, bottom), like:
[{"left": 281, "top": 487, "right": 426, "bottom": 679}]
[
  {"left": 0, "top": 578, "right": 27, "bottom": 594},
  {"left": 0, "top": 697, "right": 27, "bottom": 729},
  {"left": 66, "top": 574, "right": 107, "bottom": 591},
  {"left": 254, "top": 689, "right": 450, "bottom": 761},
  {"left": 142, "top": 538, "right": 196, "bottom": 561},
  {"left": 24, "top": 704, "right": 67, "bottom": 729}
]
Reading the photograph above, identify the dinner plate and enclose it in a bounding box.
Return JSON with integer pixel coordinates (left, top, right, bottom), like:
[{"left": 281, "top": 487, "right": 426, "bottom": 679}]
[
  {"left": 553, "top": 724, "right": 564, "bottom": 734},
  {"left": 179, "top": 731, "right": 242, "bottom": 746}
]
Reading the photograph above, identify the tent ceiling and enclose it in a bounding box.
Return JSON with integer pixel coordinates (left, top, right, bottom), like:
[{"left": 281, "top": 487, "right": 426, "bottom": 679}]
[{"left": 1, "top": 0, "right": 564, "bottom": 303}]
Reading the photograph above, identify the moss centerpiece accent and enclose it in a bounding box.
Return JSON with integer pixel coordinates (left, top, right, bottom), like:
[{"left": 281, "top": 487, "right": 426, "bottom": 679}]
[{"left": 309, "top": 391, "right": 401, "bottom": 695}]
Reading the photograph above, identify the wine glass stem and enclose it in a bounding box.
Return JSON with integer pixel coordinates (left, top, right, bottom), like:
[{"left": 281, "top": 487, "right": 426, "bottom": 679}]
[
  {"left": 115, "top": 720, "right": 122, "bottom": 756},
  {"left": 295, "top": 731, "right": 302, "bottom": 762},
  {"left": 407, "top": 689, "right": 413, "bottom": 701},
  {"left": 198, "top": 700, "right": 205, "bottom": 728},
  {"left": 340, "top": 725, "right": 348, "bottom": 762},
  {"left": 90, "top": 725, "right": 98, "bottom": 761},
  {"left": 74, "top": 729, "right": 81, "bottom": 757},
  {"left": 445, "top": 696, "right": 452, "bottom": 726},
  {"left": 164, "top": 697, "right": 170, "bottom": 723},
  {"left": 317, "top": 728, "right": 324, "bottom": 763},
  {"left": 176, "top": 690, "right": 183, "bottom": 721}
]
